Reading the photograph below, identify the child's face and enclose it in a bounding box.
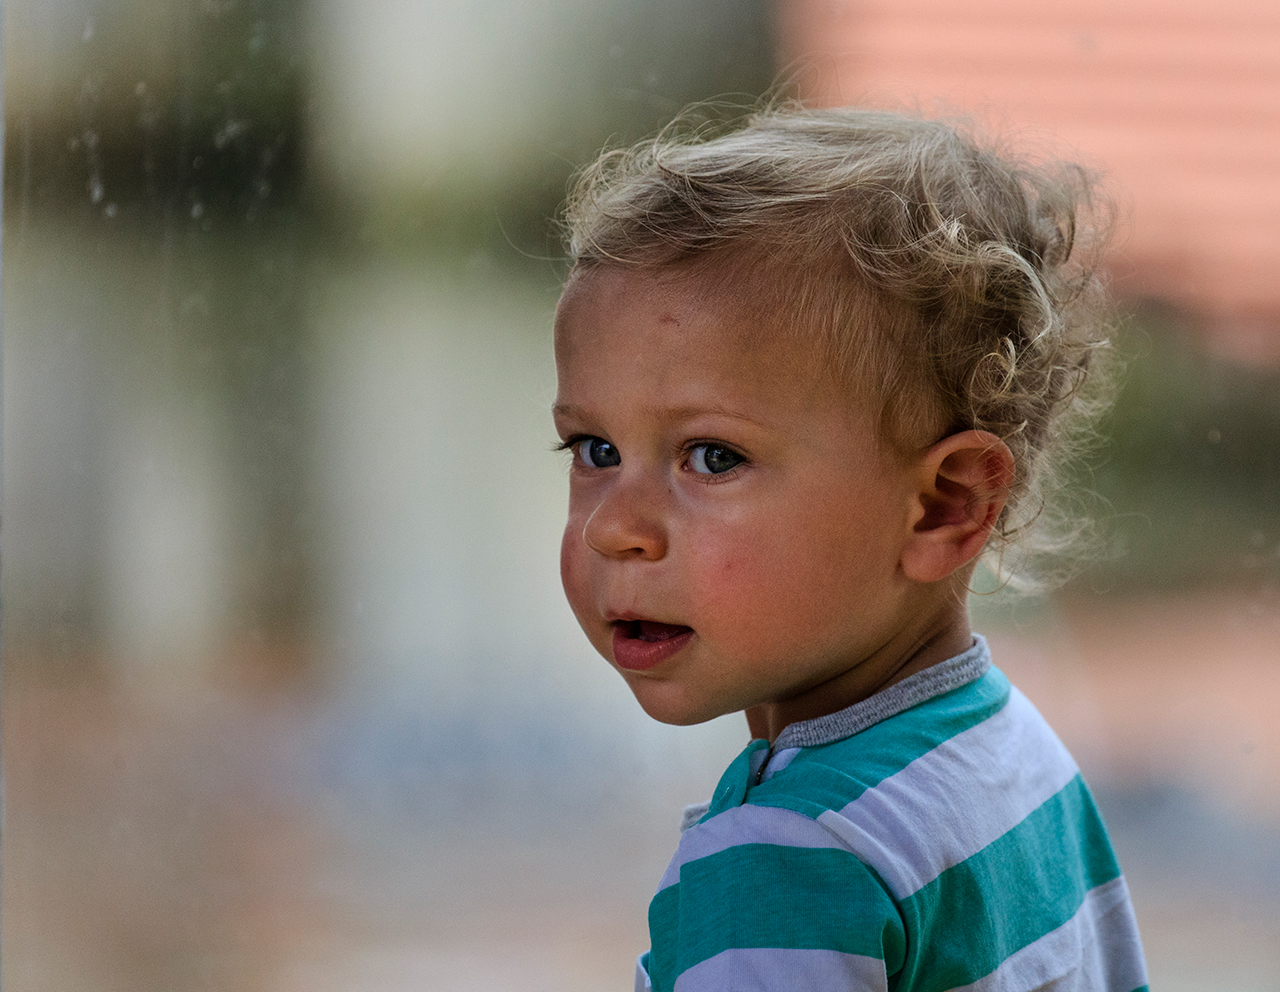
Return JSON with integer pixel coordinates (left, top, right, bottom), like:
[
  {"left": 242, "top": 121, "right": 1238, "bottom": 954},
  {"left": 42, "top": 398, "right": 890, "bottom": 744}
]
[{"left": 553, "top": 267, "right": 923, "bottom": 728}]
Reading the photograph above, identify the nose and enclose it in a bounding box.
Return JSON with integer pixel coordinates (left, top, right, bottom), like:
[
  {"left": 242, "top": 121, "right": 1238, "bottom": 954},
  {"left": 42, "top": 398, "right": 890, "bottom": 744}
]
[{"left": 582, "top": 473, "right": 669, "bottom": 560}]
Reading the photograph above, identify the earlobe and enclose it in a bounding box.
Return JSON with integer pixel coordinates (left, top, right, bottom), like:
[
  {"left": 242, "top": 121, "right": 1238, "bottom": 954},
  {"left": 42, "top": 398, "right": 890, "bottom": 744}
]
[{"left": 900, "top": 431, "right": 1015, "bottom": 583}]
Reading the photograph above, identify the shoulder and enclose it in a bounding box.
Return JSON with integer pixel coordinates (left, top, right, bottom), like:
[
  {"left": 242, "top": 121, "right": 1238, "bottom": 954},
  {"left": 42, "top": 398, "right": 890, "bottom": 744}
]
[{"left": 649, "top": 667, "right": 1147, "bottom": 991}]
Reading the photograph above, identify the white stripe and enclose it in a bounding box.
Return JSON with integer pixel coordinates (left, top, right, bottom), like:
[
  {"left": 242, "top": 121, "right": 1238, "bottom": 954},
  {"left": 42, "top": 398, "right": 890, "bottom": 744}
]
[
  {"left": 635, "top": 953, "right": 652, "bottom": 992},
  {"left": 759, "top": 746, "right": 802, "bottom": 782},
  {"left": 656, "top": 803, "right": 846, "bottom": 892},
  {"left": 950, "top": 876, "right": 1148, "bottom": 992},
  {"left": 817, "top": 687, "right": 1078, "bottom": 898},
  {"left": 673, "top": 947, "right": 887, "bottom": 992}
]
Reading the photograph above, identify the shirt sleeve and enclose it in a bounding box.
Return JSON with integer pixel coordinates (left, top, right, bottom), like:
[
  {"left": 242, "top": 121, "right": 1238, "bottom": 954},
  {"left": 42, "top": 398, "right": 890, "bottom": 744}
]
[{"left": 643, "top": 803, "right": 905, "bottom": 992}]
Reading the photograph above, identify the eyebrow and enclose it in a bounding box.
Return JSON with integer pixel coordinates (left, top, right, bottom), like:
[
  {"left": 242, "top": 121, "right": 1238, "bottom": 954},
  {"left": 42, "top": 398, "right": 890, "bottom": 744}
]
[{"left": 551, "top": 402, "right": 770, "bottom": 429}]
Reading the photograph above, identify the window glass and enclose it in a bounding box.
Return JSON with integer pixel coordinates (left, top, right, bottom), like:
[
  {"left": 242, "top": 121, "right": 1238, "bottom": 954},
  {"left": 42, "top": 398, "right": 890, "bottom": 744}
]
[
  {"left": 4, "top": 3, "right": 774, "bottom": 988},
  {"left": 6, "top": 2, "right": 1279, "bottom": 989}
]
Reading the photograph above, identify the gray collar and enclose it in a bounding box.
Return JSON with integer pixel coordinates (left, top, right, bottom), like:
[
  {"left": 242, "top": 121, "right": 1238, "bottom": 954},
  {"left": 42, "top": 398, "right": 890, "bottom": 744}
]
[{"left": 772, "top": 634, "right": 992, "bottom": 750}]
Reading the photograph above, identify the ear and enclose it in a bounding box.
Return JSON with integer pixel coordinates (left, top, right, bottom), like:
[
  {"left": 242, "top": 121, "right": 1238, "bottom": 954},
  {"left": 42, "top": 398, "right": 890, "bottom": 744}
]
[{"left": 900, "top": 430, "right": 1016, "bottom": 584}]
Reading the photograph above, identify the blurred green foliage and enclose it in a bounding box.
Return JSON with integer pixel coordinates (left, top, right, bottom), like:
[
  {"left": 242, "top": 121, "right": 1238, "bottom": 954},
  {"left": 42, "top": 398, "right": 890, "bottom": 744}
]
[
  {"left": 324, "top": 0, "right": 778, "bottom": 258},
  {"left": 1075, "top": 307, "right": 1280, "bottom": 592}
]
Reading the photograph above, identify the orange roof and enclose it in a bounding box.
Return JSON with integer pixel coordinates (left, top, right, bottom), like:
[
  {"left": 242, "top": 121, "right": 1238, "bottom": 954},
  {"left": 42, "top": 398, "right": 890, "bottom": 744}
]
[{"left": 779, "top": 0, "right": 1280, "bottom": 361}]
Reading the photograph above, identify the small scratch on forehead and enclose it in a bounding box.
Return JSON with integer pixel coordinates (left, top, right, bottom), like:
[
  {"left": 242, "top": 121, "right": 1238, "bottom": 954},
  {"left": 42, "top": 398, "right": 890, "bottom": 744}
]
[{"left": 659, "top": 313, "right": 681, "bottom": 326}]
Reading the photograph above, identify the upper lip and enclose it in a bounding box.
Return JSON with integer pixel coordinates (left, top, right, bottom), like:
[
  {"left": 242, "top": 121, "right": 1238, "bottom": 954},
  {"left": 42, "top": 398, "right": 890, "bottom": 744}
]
[{"left": 604, "top": 609, "right": 689, "bottom": 628}]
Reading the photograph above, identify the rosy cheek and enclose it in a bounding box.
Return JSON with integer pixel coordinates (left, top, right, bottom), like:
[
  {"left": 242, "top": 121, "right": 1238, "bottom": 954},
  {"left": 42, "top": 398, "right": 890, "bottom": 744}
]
[
  {"left": 690, "top": 524, "right": 837, "bottom": 642},
  {"left": 688, "top": 542, "right": 775, "bottom": 634}
]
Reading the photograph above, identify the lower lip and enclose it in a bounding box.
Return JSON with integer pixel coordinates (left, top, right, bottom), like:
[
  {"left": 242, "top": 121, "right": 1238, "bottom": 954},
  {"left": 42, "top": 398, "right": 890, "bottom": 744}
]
[{"left": 612, "top": 625, "right": 694, "bottom": 671}]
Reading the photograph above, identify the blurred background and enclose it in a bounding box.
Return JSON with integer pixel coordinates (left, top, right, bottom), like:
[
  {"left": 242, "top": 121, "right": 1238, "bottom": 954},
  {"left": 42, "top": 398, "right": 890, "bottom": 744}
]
[{"left": 3, "top": 0, "right": 1278, "bottom": 989}]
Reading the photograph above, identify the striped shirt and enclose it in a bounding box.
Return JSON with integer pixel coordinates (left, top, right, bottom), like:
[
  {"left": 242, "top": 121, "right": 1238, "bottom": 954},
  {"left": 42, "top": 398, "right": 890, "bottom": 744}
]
[{"left": 636, "top": 636, "right": 1149, "bottom": 992}]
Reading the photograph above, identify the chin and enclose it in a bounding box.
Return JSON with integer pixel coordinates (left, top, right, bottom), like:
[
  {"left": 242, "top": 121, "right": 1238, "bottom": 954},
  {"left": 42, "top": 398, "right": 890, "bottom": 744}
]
[{"left": 625, "top": 679, "right": 730, "bottom": 727}]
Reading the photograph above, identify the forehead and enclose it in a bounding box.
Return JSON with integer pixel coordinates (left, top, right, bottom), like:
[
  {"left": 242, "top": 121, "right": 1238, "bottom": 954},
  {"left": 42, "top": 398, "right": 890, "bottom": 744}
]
[
  {"left": 553, "top": 264, "right": 863, "bottom": 433},
  {"left": 555, "top": 264, "right": 813, "bottom": 373}
]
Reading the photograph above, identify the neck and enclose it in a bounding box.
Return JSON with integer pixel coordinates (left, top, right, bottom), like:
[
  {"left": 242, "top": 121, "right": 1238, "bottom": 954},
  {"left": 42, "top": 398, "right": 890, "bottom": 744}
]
[{"left": 743, "top": 603, "right": 974, "bottom": 744}]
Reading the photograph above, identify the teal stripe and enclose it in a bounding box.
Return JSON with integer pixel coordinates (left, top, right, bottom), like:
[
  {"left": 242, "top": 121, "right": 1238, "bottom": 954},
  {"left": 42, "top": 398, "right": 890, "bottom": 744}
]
[
  {"left": 646, "top": 844, "right": 904, "bottom": 992},
  {"left": 647, "top": 884, "right": 680, "bottom": 991},
  {"left": 898, "top": 774, "right": 1122, "bottom": 992},
  {"left": 748, "top": 669, "right": 1012, "bottom": 819},
  {"left": 702, "top": 739, "right": 771, "bottom": 821}
]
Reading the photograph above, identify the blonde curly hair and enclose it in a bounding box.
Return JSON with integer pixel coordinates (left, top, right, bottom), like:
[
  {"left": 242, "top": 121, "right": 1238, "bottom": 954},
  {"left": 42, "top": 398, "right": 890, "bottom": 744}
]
[{"left": 561, "top": 103, "right": 1116, "bottom": 588}]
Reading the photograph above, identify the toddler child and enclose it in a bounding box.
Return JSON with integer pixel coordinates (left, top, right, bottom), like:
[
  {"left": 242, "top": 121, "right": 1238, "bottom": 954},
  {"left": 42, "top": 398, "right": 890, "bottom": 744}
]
[{"left": 551, "top": 104, "right": 1148, "bottom": 992}]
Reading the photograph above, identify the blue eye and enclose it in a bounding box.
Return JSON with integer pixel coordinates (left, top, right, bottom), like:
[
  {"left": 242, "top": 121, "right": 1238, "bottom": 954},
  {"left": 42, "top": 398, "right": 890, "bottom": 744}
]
[
  {"left": 578, "top": 437, "right": 620, "bottom": 468},
  {"left": 689, "top": 444, "right": 744, "bottom": 475}
]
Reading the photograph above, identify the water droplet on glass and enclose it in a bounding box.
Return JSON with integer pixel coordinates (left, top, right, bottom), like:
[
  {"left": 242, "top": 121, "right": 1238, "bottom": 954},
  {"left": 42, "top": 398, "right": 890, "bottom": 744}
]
[
  {"left": 1206, "top": 428, "right": 1221, "bottom": 444},
  {"left": 191, "top": 203, "right": 205, "bottom": 220},
  {"left": 214, "top": 119, "right": 249, "bottom": 150},
  {"left": 104, "top": 203, "right": 118, "bottom": 218},
  {"left": 82, "top": 18, "right": 95, "bottom": 42},
  {"left": 89, "top": 176, "right": 104, "bottom": 204},
  {"left": 249, "top": 21, "right": 268, "bottom": 54}
]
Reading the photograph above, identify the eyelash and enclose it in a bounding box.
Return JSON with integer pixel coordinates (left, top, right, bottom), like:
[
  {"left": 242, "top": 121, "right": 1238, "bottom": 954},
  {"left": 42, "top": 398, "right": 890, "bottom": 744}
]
[{"left": 551, "top": 435, "right": 584, "bottom": 454}]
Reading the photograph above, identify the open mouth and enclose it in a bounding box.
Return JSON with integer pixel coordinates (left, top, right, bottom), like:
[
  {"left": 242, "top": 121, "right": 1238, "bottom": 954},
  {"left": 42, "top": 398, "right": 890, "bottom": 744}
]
[
  {"left": 611, "top": 619, "right": 694, "bottom": 670},
  {"left": 618, "top": 619, "right": 694, "bottom": 642}
]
